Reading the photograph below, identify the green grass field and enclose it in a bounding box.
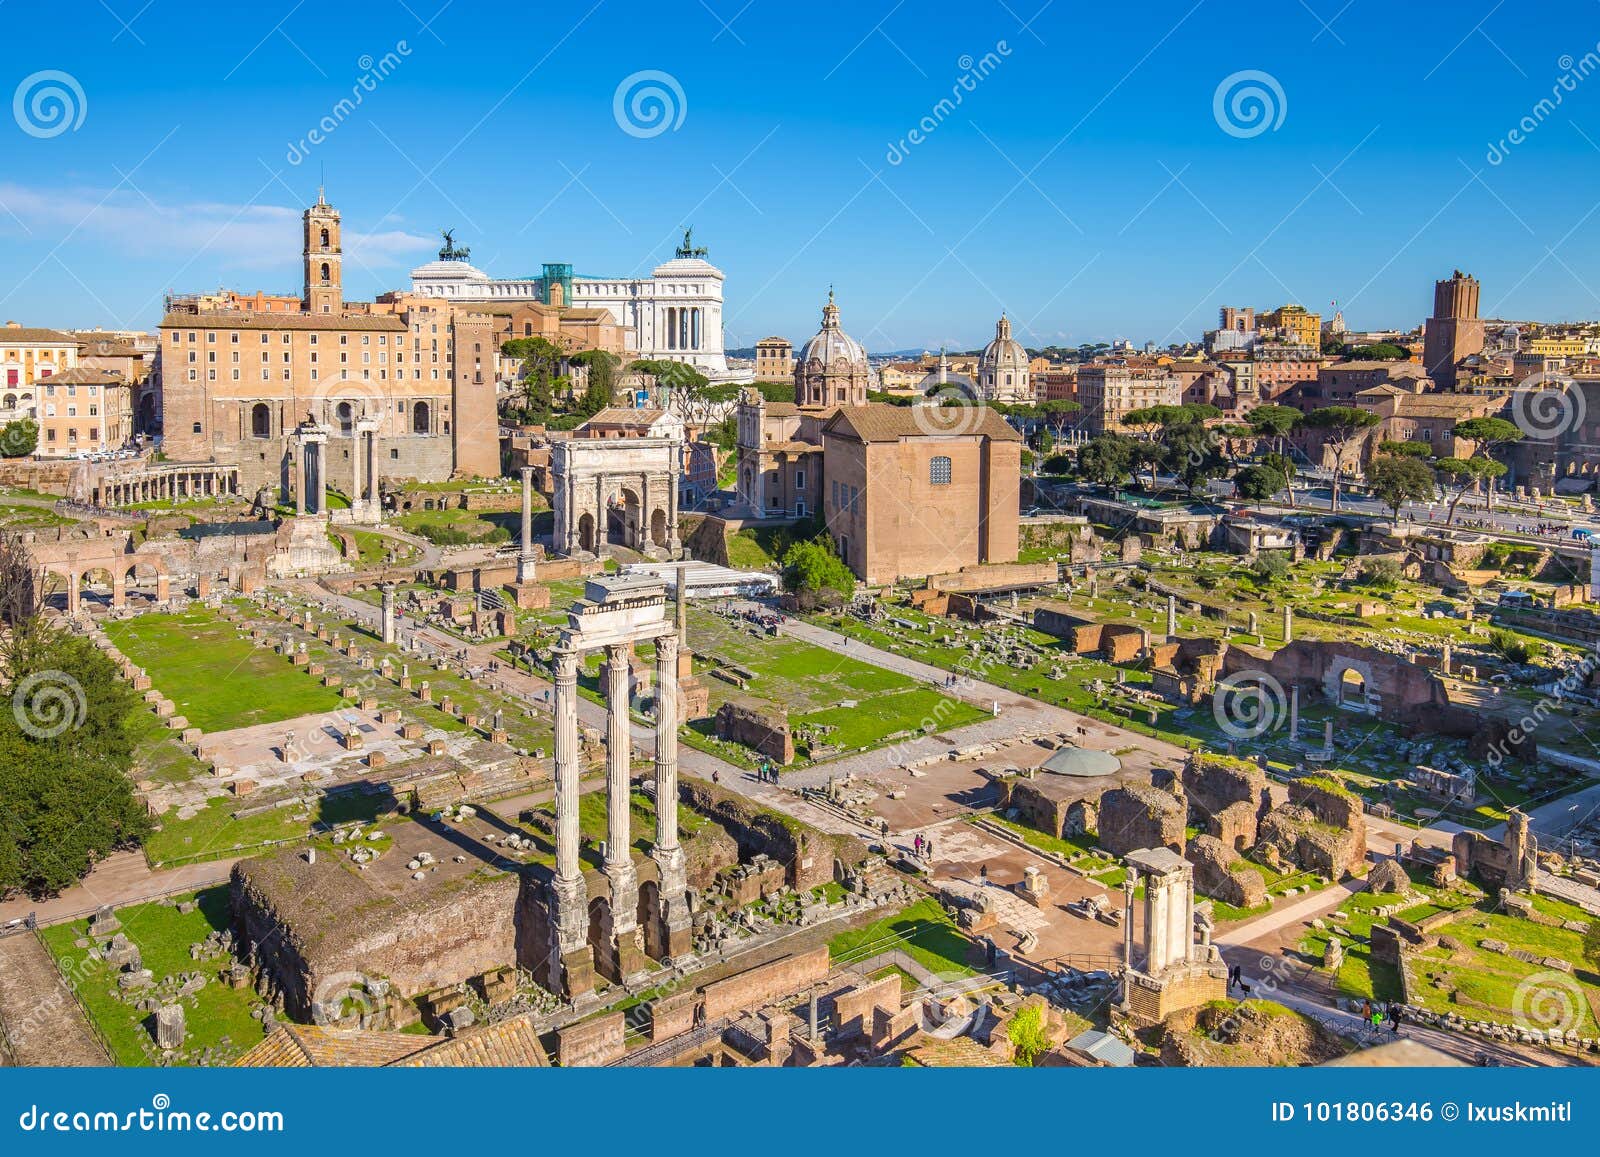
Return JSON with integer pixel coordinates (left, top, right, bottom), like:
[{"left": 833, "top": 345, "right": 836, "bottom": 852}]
[
  {"left": 37, "top": 887, "right": 268, "bottom": 1066},
  {"left": 828, "top": 897, "right": 977, "bottom": 976},
  {"left": 103, "top": 607, "right": 344, "bottom": 732}
]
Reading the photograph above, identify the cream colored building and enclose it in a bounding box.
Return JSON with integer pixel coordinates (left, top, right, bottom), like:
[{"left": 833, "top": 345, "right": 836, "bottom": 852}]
[
  {"left": 754, "top": 337, "right": 793, "bottom": 382},
  {"left": 1076, "top": 363, "right": 1182, "bottom": 434},
  {"left": 0, "top": 322, "right": 78, "bottom": 426},
  {"left": 37, "top": 367, "right": 132, "bottom": 457}
]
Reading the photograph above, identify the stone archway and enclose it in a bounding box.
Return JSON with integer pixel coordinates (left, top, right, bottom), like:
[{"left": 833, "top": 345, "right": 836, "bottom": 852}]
[
  {"left": 124, "top": 557, "right": 170, "bottom": 604},
  {"left": 650, "top": 507, "right": 668, "bottom": 549},
  {"left": 578, "top": 512, "right": 596, "bottom": 554},
  {"left": 1324, "top": 658, "right": 1378, "bottom": 715},
  {"left": 79, "top": 566, "right": 118, "bottom": 610}
]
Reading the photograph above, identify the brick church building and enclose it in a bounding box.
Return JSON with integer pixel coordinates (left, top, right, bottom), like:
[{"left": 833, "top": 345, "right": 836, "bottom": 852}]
[{"left": 735, "top": 291, "right": 1022, "bottom": 585}]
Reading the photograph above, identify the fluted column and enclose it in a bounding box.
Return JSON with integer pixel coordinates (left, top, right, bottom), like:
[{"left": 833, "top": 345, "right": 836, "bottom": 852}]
[
  {"left": 553, "top": 649, "right": 582, "bottom": 885},
  {"left": 653, "top": 633, "right": 679, "bottom": 854},
  {"left": 293, "top": 447, "right": 306, "bottom": 515},
  {"left": 549, "top": 647, "right": 593, "bottom": 997},
  {"left": 604, "top": 643, "right": 633, "bottom": 874},
  {"left": 650, "top": 631, "right": 692, "bottom": 961},
  {"left": 599, "top": 642, "right": 645, "bottom": 980},
  {"left": 316, "top": 442, "right": 328, "bottom": 516},
  {"left": 517, "top": 466, "right": 536, "bottom": 582},
  {"left": 350, "top": 428, "right": 363, "bottom": 514}
]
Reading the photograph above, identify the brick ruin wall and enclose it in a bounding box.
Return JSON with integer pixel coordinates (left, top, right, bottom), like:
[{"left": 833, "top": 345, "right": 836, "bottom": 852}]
[
  {"left": 230, "top": 855, "right": 521, "bottom": 1020},
  {"left": 680, "top": 779, "right": 865, "bottom": 893}
]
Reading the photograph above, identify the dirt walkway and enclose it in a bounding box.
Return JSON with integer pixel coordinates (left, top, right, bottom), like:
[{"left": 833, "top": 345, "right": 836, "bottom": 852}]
[{"left": 0, "top": 933, "right": 108, "bottom": 1066}]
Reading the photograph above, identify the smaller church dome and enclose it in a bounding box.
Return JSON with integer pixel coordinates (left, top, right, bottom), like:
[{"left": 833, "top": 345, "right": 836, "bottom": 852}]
[
  {"left": 799, "top": 290, "right": 866, "bottom": 368},
  {"left": 979, "top": 314, "right": 1028, "bottom": 374}
]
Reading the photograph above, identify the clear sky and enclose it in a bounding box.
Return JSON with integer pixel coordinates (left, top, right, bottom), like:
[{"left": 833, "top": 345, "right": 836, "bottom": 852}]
[{"left": 6, "top": 0, "right": 1600, "bottom": 351}]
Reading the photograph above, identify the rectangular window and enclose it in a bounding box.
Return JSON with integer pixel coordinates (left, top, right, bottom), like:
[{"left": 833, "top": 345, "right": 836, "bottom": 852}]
[{"left": 930, "top": 456, "right": 952, "bottom": 485}]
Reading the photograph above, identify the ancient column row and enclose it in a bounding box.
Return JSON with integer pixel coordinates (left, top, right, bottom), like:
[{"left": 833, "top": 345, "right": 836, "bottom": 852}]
[
  {"left": 548, "top": 630, "right": 688, "bottom": 997},
  {"left": 103, "top": 467, "right": 236, "bottom": 507}
]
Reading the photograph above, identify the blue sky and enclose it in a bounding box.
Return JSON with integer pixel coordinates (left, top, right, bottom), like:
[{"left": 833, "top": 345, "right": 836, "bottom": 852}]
[{"left": 6, "top": 0, "right": 1600, "bottom": 351}]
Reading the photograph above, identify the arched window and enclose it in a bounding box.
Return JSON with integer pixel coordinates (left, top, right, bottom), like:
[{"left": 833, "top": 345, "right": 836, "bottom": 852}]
[
  {"left": 412, "top": 401, "right": 430, "bottom": 434},
  {"left": 250, "top": 403, "right": 270, "bottom": 438},
  {"left": 930, "top": 455, "right": 952, "bottom": 485},
  {"left": 320, "top": 262, "right": 331, "bottom": 282},
  {"left": 335, "top": 401, "right": 354, "bottom": 435},
  {"left": 319, "top": 227, "right": 330, "bottom": 247}
]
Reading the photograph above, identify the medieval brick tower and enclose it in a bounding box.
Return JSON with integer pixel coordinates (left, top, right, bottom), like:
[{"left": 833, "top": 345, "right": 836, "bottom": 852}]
[
  {"left": 1423, "top": 270, "right": 1482, "bottom": 391},
  {"left": 303, "top": 189, "right": 343, "bottom": 315}
]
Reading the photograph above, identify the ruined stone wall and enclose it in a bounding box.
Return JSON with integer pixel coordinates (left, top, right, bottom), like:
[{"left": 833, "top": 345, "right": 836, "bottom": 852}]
[
  {"left": 715, "top": 697, "right": 794, "bottom": 765},
  {"left": 1096, "top": 784, "right": 1184, "bottom": 857},
  {"left": 1225, "top": 639, "right": 1474, "bottom": 735},
  {"left": 1183, "top": 753, "right": 1265, "bottom": 846},
  {"left": 700, "top": 946, "right": 830, "bottom": 1021},
  {"left": 1031, "top": 607, "right": 1146, "bottom": 662},
  {"left": 230, "top": 853, "right": 520, "bottom": 1020},
  {"left": 557, "top": 1012, "right": 626, "bottom": 1066},
  {"left": 1187, "top": 834, "right": 1267, "bottom": 908},
  {"left": 1001, "top": 777, "right": 1073, "bottom": 838},
  {"left": 926, "top": 561, "right": 1057, "bottom": 593},
  {"left": 831, "top": 973, "right": 901, "bottom": 1039},
  {"left": 680, "top": 779, "right": 865, "bottom": 892},
  {"left": 1253, "top": 777, "right": 1366, "bottom": 878}
]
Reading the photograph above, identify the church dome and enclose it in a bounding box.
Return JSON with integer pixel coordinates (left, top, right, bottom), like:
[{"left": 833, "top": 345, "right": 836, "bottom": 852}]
[
  {"left": 979, "top": 314, "right": 1028, "bottom": 374},
  {"left": 799, "top": 290, "right": 866, "bottom": 368},
  {"left": 977, "top": 313, "right": 1032, "bottom": 401}
]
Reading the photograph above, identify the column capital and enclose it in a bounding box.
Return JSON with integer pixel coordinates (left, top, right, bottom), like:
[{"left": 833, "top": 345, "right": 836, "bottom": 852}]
[
  {"left": 553, "top": 647, "right": 580, "bottom": 682},
  {"left": 654, "top": 631, "right": 679, "bottom": 662}
]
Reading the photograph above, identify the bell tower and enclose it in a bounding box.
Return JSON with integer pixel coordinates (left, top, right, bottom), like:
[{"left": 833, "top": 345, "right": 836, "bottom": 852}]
[{"left": 303, "top": 188, "right": 342, "bottom": 315}]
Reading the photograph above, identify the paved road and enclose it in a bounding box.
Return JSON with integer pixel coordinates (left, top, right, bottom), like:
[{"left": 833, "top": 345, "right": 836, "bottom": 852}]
[{"left": 0, "top": 851, "right": 236, "bottom": 929}]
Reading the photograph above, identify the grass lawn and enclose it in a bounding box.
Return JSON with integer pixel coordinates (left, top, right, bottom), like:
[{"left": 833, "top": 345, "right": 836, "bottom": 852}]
[
  {"left": 37, "top": 887, "right": 268, "bottom": 1066},
  {"left": 393, "top": 506, "right": 527, "bottom": 545},
  {"left": 104, "top": 607, "right": 345, "bottom": 732},
  {"left": 339, "top": 528, "right": 419, "bottom": 568},
  {"left": 828, "top": 897, "right": 977, "bottom": 976},
  {"left": 683, "top": 609, "right": 985, "bottom": 759},
  {"left": 1297, "top": 870, "right": 1479, "bottom": 1003},
  {"left": 0, "top": 502, "right": 73, "bottom": 528},
  {"left": 1402, "top": 894, "right": 1600, "bottom": 1034},
  {"left": 144, "top": 789, "right": 394, "bottom": 867}
]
